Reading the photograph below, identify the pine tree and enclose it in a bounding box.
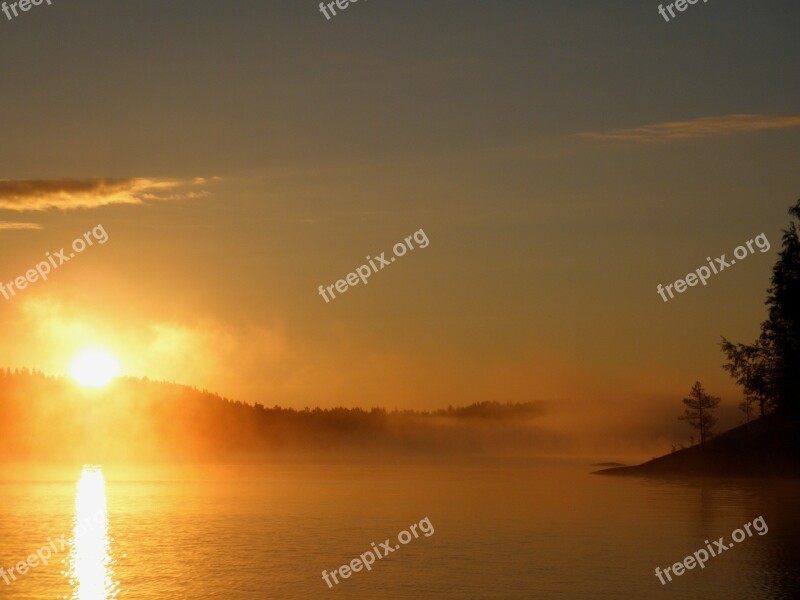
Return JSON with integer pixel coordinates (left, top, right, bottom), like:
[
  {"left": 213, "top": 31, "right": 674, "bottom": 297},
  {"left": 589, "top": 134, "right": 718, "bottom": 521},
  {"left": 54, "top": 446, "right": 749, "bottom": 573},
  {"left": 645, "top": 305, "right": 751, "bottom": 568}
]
[
  {"left": 722, "top": 198, "right": 800, "bottom": 418},
  {"left": 678, "top": 381, "right": 721, "bottom": 445},
  {"left": 761, "top": 199, "right": 800, "bottom": 416}
]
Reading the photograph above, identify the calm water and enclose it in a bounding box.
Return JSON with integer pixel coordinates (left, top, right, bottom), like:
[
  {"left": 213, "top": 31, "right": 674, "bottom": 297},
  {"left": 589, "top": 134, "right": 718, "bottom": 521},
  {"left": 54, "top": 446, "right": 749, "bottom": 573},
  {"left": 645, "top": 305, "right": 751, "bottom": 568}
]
[{"left": 1, "top": 460, "right": 798, "bottom": 599}]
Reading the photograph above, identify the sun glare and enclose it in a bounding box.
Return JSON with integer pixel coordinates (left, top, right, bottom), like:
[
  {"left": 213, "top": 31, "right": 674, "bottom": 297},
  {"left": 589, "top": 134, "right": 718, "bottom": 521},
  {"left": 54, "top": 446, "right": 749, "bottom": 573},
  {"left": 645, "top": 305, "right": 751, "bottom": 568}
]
[
  {"left": 69, "top": 466, "right": 118, "bottom": 599},
  {"left": 69, "top": 349, "right": 120, "bottom": 388}
]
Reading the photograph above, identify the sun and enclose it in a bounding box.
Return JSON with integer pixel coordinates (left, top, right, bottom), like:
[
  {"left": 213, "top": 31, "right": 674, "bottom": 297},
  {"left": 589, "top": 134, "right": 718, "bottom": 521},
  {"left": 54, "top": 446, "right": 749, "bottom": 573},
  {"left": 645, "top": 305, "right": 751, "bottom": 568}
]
[{"left": 69, "top": 349, "right": 121, "bottom": 388}]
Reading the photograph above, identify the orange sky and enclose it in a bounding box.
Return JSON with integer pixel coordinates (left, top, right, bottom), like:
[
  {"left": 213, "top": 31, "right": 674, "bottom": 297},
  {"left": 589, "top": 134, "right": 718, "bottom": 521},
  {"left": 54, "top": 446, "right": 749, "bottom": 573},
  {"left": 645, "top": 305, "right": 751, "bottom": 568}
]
[{"left": 1, "top": 1, "right": 799, "bottom": 453}]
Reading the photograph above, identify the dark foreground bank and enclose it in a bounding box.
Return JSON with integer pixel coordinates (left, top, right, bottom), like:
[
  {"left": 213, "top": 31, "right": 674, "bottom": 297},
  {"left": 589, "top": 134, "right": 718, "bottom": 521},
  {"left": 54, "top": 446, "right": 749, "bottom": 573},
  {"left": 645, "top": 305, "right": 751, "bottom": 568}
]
[{"left": 595, "top": 416, "right": 800, "bottom": 477}]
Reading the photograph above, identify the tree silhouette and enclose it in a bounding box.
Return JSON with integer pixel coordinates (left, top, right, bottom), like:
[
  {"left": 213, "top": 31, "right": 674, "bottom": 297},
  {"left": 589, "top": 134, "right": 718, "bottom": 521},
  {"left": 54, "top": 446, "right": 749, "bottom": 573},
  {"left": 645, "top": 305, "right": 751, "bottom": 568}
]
[
  {"left": 738, "top": 393, "right": 758, "bottom": 423},
  {"left": 721, "top": 337, "right": 775, "bottom": 418},
  {"left": 762, "top": 199, "right": 800, "bottom": 416},
  {"left": 722, "top": 198, "right": 800, "bottom": 418},
  {"left": 678, "top": 381, "right": 720, "bottom": 445}
]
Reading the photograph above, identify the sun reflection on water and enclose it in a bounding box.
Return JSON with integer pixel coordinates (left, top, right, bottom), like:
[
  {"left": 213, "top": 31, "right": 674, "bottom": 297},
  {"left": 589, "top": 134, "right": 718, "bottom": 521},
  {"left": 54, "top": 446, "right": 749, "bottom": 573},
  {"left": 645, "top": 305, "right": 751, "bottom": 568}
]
[{"left": 67, "top": 466, "right": 119, "bottom": 600}]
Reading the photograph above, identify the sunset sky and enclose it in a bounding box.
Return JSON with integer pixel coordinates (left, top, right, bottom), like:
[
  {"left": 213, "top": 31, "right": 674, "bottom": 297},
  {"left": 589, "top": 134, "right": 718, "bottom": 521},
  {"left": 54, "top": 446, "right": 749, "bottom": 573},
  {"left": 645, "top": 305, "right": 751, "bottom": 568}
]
[{"left": 1, "top": 0, "right": 799, "bottom": 452}]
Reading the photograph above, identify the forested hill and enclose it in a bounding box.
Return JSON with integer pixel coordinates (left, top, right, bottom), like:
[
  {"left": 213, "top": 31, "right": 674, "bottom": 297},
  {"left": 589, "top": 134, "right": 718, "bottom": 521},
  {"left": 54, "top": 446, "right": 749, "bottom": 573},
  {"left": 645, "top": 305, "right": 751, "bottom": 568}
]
[{"left": 0, "top": 369, "right": 556, "bottom": 463}]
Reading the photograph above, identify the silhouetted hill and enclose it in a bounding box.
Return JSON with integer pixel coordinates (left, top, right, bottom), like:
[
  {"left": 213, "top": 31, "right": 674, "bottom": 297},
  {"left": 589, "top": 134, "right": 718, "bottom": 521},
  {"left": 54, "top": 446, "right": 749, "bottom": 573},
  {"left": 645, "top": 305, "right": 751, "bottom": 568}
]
[
  {"left": 0, "top": 369, "right": 559, "bottom": 463},
  {"left": 594, "top": 416, "right": 800, "bottom": 477}
]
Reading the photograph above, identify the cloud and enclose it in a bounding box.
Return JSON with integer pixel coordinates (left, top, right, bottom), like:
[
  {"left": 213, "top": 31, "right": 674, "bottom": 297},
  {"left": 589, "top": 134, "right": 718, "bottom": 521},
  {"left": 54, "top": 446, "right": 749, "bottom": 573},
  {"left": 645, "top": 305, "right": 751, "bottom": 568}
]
[
  {"left": 0, "top": 177, "right": 215, "bottom": 212},
  {"left": 0, "top": 221, "right": 42, "bottom": 230},
  {"left": 580, "top": 114, "right": 800, "bottom": 143}
]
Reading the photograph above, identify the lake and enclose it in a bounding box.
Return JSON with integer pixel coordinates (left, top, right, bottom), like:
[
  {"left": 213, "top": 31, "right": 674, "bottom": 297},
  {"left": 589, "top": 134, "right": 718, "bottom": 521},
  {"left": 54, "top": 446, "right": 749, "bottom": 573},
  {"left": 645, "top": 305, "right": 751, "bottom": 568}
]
[{"left": 1, "top": 459, "right": 798, "bottom": 599}]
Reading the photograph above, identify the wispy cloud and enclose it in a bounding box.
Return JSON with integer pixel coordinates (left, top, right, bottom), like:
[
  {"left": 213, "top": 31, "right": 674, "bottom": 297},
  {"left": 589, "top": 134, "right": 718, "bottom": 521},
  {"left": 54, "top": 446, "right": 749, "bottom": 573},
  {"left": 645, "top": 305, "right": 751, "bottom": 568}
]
[
  {"left": 580, "top": 114, "right": 800, "bottom": 143},
  {"left": 0, "top": 221, "right": 43, "bottom": 230},
  {"left": 0, "top": 177, "right": 216, "bottom": 212}
]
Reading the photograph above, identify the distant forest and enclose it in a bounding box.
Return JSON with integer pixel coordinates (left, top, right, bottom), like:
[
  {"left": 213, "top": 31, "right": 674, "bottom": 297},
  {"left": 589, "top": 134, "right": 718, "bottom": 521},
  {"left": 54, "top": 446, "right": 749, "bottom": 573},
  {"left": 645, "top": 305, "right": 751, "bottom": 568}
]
[{"left": 0, "top": 369, "right": 555, "bottom": 463}]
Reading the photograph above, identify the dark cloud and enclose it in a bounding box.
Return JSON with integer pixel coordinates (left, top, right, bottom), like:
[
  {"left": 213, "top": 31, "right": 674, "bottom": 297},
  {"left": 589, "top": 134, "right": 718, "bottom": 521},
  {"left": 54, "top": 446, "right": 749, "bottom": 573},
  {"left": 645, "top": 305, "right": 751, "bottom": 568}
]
[{"left": 0, "top": 177, "right": 214, "bottom": 212}]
